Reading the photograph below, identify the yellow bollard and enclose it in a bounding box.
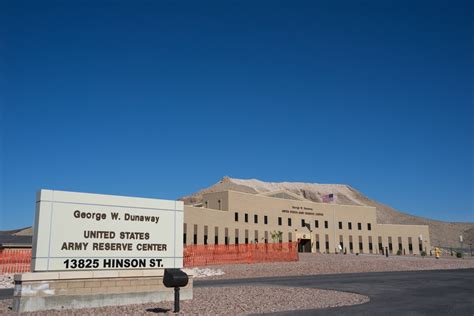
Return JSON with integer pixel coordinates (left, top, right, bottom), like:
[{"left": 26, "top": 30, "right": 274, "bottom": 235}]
[{"left": 435, "top": 247, "right": 441, "bottom": 259}]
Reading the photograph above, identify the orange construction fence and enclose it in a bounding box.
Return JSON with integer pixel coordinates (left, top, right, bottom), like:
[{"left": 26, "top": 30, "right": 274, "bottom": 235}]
[
  {"left": 183, "top": 242, "right": 299, "bottom": 267},
  {"left": 0, "top": 242, "right": 299, "bottom": 273},
  {"left": 0, "top": 249, "right": 32, "bottom": 274}
]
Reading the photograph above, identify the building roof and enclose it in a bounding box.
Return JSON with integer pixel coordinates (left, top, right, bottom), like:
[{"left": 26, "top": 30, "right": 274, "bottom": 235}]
[
  {"left": 0, "top": 234, "right": 32, "bottom": 248},
  {"left": 257, "top": 190, "right": 307, "bottom": 201}
]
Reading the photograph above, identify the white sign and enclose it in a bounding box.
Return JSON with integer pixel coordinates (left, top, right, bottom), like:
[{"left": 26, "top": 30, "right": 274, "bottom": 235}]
[{"left": 31, "top": 190, "right": 183, "bottom": 271}]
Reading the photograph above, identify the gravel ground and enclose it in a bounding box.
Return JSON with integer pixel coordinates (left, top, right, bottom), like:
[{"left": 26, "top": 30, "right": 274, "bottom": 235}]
[
  {"left": 0, "top": 276, "right": 13, "bottom": 289},
  {"left": 201, "top": 253, "right": 474, "bottom": 280},
  {"left": 1, "top": 254, "right": 471, "bottom": 315},
  {"left": 0, "top": 286, "right": 369, "bottom": 315}
]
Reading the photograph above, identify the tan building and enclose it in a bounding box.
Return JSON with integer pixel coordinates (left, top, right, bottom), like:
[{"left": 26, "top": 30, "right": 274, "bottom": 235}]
[{"left": 184, "top": 190, "right": 431, "bottom": 255}]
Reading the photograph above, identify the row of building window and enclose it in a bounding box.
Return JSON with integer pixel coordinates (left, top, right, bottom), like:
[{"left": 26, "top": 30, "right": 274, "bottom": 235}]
[
  {"left": 234, "top": 213, "right": 270, "bottom": 224},
  {"left": 184, "top": 233, "right": 283, "bottom": 245},
  {"left": 184, "top": 235, "right": 421, "bottom": 255},
  {"left": 234, "top": 212, "right": 372, "bottom": 232},
  {"left": 337, "top": 221, "right": 371, "bottom": 231},
  {"left": 184, "top": 227, "right": 422, "bottom": 254},
  {"left": 184, "top": 225, "right": 289, "bottom": 245},
  {"left": 335, "top": 236, "right": 421, "bottom": 254}
]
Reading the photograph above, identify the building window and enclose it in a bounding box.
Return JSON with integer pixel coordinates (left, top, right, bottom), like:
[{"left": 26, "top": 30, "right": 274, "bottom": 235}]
[
  {"left": 316, "top": 241, "right": 320, "bottom": 250},
  {"left": 301, "top": 219, "right": 306, "bottom": 227},
  {"left": 349, "top": 242, "right": 353, "bottom": 252},
  {"left": 359, "top": 242, "right": 363, "bottom": 252},
  {"left": 264, "top": 215, "right": 268, "bottom": 225},
  {"left": 348, "top": 222, "right": 352, "bottom": 230},
  {"left": 245, "top": 213, "right": 248, "bottom": 223},
  {"left": 215, "top": 235, "right": 218, "bottom": 244},
  {"left": 367, "top": 223, "right": 372, "bottom": 231},
  {"left": 218, "top": 200, "right": 221, "bottom": 210},
  {"left": 288, "top": 218, "right": 292, "bottom": 226},
  {"left": 358, "top": 223, "right": 362, "bottom": 230},
  {"left": 324, "top": 221, "right": 328, "bottom": 229},
  {"left": 315, "top": 220, "right": 319, "bottom": 228},
  {"left": 235, "top": 237, "right": 239, "bottom": 244},
  {"left": 254, "top": 214, "right": 258, "bottom": 224},
  {"left": 338, "top": 222, "right": 342, "bottom": 229},
  {"left": 245, "top": 237, "right": 249, "bottom": 244},
  {"left": 288, "top": 232, "right": 292, "bottom": 243},
  {"left": 193, "top": 224, "right": 198, "bottom": 245},
  {"left": 235, "top": 212, "right": 238, "bottom": 222},
  {"left": 408, "top": 237, "right": 413, "bottom": 254},
  {"left": 369, "top": 242, "right": 373, "bottom": 251},
  {"left": 388, "top": 237, "right": 393, "bottom": 253},
  {"left": 278, "top": 217, "right": 282, "bottom": 226},
  {"left": 225, "top": 236, "right": 228, "bottom": 245},
  {"left": 204, "top": 235, "right": 208, "bottom": 245},
  {"left": 183, "top": 223, "right": 187, "bottom": 245}
]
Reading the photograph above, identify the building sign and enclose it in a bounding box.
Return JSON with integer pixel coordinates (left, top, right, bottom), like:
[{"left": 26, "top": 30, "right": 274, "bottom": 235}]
[
  {"left": 282, "top": 209, "right": 324, "bottom": 216},
  {"left": 31, "top": 190, "right": 183, "bottom": 271}
]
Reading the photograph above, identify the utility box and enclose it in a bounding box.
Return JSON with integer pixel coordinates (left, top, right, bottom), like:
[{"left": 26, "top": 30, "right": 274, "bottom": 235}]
[{"left": 164, "top": 269, "right": 189, "bottom": 288}]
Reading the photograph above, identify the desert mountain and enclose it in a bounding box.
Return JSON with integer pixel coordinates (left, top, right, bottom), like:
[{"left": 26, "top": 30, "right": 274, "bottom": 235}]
[{"left": 180, "top": 177, "right": 474, "bottom": 249}]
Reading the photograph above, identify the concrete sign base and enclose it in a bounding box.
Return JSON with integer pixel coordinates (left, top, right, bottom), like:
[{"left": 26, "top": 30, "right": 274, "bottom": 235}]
[{"left": 13, "top": 269, "right": 193, "bottom": 313}]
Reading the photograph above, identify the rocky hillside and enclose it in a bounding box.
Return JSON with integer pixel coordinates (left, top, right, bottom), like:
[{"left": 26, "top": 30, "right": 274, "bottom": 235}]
[{"left": 181, "top": 177, "right": 473, "bottom": 249}]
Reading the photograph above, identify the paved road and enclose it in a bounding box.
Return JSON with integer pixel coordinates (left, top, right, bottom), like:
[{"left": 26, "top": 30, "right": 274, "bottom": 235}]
[
  {"left": 195, "top": 269, "right": 474, "bottom": 315},
  {"left": 0, "top": 288, "right": 12, "bottom": 300},
  {"left": 1, "top": 269, "right": 472, "bottom": 315}
]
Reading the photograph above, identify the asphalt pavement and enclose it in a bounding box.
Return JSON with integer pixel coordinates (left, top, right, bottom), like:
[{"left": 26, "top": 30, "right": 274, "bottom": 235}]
[
  {"left": 0, "top": 288, "right": 12, "bottom": 300},
  {"left": 195, "top": 269, "right": 474, "bottom": 315},
  {"left": 1, "top": 269, "right": 473, "bottom": 315}
]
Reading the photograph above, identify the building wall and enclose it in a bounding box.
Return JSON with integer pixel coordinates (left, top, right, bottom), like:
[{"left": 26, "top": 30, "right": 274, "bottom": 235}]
[
  {"left": 184, "top": 190, "right": 431, "bottom": 255},
  {"left": 377, "top": 224, "right": 431, "bottom": 255}
]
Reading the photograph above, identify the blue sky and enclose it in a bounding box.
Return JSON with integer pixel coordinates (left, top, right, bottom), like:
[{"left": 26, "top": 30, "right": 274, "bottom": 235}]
[{"left": 0, "top": 1, "right": 472, "bottom": 230}]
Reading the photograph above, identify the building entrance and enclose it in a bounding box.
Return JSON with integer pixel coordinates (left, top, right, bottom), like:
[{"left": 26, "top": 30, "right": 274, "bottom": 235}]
[{"left": 298, "top": 239, "right": 312, "bottom": 253}]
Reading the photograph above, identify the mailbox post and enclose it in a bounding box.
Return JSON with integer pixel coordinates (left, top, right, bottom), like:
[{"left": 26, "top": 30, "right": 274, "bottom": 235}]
[{"left": 163, "top": 269, "right": 189, "bottom": 313}]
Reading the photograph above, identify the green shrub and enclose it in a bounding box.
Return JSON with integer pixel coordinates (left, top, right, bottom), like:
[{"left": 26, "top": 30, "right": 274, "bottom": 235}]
[
  {"left": 421, "top": 251, "right": 427, "bottom": 257},
  {"left": 396, "top": 249, "right": 402, "bottom": 256},
  {"left": 456, "top": 252, "right": 463, "bottom": 258}
]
